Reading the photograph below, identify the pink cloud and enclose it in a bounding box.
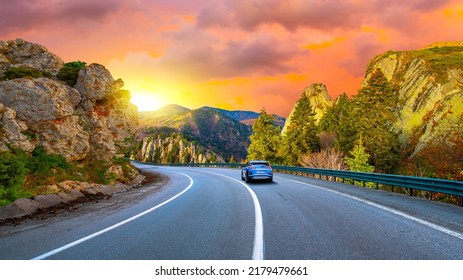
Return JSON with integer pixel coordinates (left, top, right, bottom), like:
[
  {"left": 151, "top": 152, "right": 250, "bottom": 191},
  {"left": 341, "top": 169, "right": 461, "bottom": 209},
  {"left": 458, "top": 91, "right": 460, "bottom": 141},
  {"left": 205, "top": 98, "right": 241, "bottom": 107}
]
[{"left": 1, "top": 0, "right": 463, "bottom": 115}]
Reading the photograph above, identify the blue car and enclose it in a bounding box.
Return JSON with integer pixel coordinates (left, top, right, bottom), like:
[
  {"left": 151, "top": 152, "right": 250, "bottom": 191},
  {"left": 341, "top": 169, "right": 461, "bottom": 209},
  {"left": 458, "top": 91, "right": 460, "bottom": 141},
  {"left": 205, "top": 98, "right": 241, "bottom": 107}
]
[{"left": 241, "top": 160, "right": 273, "bottom": 183}]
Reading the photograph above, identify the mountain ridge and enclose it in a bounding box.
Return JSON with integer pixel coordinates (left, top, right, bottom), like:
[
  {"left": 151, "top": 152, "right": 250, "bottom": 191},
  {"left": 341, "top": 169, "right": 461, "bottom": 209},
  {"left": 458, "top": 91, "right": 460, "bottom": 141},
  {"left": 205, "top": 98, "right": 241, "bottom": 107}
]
[{"left": 134, "top": 106, "right": 254, "bottom": 162}]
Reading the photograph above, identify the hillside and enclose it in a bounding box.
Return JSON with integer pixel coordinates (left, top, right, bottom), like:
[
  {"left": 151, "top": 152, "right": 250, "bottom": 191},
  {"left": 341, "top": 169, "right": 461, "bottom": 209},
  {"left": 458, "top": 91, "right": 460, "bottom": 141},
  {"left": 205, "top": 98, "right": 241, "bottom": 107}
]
[
  {"left": 135, "top": 106, "right": 252, "bottom": 162},
  {"left": 364, "top": 42, "right": 463, "bottom": 156},
  {"left": 282, "top": 42, "right": 463, "bottom": 179},
  {"left": 208, "top": 107, "right": 286, "bottom": 129}
]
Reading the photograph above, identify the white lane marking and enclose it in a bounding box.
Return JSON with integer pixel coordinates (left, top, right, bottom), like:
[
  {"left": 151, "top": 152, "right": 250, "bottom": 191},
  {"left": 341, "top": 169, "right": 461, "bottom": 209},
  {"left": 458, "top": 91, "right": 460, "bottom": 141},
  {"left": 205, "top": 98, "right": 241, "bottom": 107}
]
[
  {"left": 200, "top": 170, "right": 264, "bottom": 260},
  {"left": 32, "top": 172, "right": 194, "bottom": 260},
  {"left": 288, "top": 179, "right": 463, "bottom": 241}
]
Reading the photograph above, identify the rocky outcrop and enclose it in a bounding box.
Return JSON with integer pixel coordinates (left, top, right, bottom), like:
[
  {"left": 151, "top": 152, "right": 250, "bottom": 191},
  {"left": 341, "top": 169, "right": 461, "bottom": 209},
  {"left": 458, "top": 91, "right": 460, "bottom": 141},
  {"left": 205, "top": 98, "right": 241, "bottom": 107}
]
[
  {"left": 0, "top": 38, "right": 64, "bottom": 76},
  {"left": 0, "top": 103, "right": 34, "bottom": 152},
  {"left": 282, "top": 83, "right": 333, "bottom": 134},
  {"left": 364, "top": 42, "right": 463, "bottom": 154},
  {"left": 0, "top": 39, "right": 137, "bottom": 162},
  {"left": 136, "top": 133, "right": 224, "bottom": 163}
]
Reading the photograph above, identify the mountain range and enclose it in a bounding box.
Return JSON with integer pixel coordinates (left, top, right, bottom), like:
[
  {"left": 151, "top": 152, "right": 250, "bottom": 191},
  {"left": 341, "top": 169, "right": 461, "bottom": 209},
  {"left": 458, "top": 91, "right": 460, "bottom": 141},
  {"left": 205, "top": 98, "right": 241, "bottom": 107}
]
[{"left": 134, "top": 105, "right": 286, "bottom": 163}]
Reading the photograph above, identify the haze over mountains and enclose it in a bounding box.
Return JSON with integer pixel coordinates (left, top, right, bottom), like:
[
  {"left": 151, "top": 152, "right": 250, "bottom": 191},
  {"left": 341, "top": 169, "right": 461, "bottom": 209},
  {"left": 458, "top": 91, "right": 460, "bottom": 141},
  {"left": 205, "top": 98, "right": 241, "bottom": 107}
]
[
  {"left": 137, "top": 104, "right": 286, "bottom": 129},
  {"left": 135, "top": 105, "right": 282, "bottom": 163}
]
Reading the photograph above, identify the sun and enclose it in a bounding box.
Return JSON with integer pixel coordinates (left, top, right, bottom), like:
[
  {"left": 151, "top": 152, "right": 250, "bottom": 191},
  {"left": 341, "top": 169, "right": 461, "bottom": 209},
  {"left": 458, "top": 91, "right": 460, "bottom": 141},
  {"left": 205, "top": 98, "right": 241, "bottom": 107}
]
[{"left": 130, "top": 92, "right": 165, "bottom": 112}]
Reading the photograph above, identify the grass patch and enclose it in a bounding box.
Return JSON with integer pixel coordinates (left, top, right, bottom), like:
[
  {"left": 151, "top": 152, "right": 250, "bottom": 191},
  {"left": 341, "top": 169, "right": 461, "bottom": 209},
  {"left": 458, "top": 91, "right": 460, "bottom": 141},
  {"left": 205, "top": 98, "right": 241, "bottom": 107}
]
[{"left": 3, "top": 66, "right": 51, "bottom": 80}]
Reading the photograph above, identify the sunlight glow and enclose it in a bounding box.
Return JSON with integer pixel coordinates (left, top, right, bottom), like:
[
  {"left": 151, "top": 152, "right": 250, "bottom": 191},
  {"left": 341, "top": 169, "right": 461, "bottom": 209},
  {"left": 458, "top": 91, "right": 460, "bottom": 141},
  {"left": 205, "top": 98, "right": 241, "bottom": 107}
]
[{"left": 130, "top": 92, "right": 166, "bottom": 112}]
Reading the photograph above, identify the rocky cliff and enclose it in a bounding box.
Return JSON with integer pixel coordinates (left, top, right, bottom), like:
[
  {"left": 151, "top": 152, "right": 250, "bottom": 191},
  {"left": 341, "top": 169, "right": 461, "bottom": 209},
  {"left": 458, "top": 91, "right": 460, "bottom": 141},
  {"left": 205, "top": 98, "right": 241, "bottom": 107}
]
[
  {"left": 135, "top": 129, "right": 223, "bottom": 163},
  {"left": 282, "top": 83, "right": 333, "bottom": 134},
  {"left": 0, "top": 39, "right": 137, "bottom": 162},
  {"left": 364, "top": 42, "right": 463, "bottom": 155}
]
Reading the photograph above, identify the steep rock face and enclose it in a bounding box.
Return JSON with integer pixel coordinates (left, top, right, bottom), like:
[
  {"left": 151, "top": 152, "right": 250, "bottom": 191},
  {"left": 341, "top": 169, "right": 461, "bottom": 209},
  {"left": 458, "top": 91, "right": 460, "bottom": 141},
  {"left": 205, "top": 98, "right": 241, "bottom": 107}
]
[
  {"left": 0, "top": 103, "right": 34, "bottom": 152},
  {"left": 364, "top": 43, "right": 463, "bottom": 154},
  {"left": 0, "top": 78, "right": 80, "bottom": 121},
  {"left": 0, "top": 39, "right": 137, "bottom": 162},
  {"left": 136, "top": 133, "right": 223, "bottom": 163},
  {"left": 282, "top": 83, "right": 334, "bottom": 134},
  {"left": 74, "top": 64, "right": 137, "bottom": 161}
]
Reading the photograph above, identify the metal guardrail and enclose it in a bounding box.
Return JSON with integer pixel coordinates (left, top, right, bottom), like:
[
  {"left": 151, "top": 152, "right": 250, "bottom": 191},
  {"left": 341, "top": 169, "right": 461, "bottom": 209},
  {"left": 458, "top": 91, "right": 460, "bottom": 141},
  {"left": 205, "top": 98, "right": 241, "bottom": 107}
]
[{"left": 133, "top": 161, "right": 463, "bottom": 206}]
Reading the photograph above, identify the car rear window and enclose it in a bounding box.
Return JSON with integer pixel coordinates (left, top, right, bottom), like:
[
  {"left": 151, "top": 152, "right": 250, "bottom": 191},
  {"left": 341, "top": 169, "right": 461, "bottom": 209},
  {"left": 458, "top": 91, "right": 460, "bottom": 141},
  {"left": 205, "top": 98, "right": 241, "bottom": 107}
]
[{"left": 251, "top": 162, "right": 270, "bottom": 167}]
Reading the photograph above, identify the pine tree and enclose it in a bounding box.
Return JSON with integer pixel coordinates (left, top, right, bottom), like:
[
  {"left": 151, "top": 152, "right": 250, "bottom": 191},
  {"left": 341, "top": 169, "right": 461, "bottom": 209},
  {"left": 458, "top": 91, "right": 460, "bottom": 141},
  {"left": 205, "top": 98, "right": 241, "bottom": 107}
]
[
  {"left": 319, "top": 93, "right": 357, "bottom": 153},
  {"left": 346, "top": 136, "right": 375, "bottom": 172},
  {"left": 351, "top": 68, "right": 400, "bottom": 172},
  {"left": 229, "top": 155, "right": 236, "bottom": 163},
  {"left": 282, "top": 94, "right": 320, "bottom": 166},
  {"left": 247, "top": 109, "right": 282, "bottom": 163}
]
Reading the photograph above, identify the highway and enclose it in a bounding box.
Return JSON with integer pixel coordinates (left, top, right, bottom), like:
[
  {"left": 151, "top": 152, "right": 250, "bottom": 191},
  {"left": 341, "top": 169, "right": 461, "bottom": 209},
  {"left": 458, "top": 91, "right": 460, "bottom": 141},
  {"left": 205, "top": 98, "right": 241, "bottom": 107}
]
[{"left": 0, "top": 163, "right": 462, "bottom": 260}]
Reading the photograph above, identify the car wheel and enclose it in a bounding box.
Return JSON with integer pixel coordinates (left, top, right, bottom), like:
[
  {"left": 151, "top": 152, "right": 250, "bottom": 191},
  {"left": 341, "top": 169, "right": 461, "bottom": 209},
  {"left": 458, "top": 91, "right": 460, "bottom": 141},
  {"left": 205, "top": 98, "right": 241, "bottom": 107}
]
[
  {"left": 241, "top": 171, "right": 245, "bottom": 181},
  {"left": 245, "top": 174, "right": 251, "bottom": 183},
  {"left": 268, "top": 178, "right": 273, "bottom": 183}
]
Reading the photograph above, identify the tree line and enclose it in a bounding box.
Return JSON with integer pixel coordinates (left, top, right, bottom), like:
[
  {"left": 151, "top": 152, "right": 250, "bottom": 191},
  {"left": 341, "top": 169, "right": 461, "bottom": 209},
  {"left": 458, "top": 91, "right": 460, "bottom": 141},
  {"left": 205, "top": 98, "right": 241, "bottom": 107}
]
[{"left": 247, "top": 69, "right": 394, "bottom": 174}]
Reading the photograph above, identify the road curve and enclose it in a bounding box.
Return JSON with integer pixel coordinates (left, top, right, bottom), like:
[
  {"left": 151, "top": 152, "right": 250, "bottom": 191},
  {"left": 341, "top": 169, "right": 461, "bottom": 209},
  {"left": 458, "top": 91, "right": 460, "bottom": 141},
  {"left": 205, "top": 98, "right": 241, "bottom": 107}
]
[{"left": 0, "top": 163, "right": 462, "bottom": 260}]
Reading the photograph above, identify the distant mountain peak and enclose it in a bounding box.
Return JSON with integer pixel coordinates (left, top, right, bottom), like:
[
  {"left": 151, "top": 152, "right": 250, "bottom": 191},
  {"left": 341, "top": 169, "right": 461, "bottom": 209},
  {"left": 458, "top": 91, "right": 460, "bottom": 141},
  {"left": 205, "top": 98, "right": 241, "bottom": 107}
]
[{"left": 154, "top": 104, "right": 190, "bottom": 116}]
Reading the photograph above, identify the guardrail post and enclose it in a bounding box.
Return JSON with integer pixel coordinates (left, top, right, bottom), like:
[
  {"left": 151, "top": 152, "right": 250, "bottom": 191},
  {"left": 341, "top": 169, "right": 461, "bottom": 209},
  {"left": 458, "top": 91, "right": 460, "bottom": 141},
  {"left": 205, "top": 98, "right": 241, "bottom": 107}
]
[
  {"left": 409, "top": 188, "right": 413, "bottom": 196},
  {"left": 459, "top": 197, "right": 463, "bottom": 207}
]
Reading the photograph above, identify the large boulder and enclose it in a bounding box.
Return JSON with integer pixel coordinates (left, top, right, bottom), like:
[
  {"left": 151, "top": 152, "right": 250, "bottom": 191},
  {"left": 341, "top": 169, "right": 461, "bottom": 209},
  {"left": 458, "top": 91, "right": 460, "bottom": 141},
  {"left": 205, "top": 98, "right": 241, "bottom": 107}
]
[
  {"left": 75, "top": 63, "right": 124, "bottom": 102},
  {"left": 0, "top": 38, "right": 64, "bottom": 76},
  {"left": 0, "top": 78, "right": 80, "bottom": 122}
]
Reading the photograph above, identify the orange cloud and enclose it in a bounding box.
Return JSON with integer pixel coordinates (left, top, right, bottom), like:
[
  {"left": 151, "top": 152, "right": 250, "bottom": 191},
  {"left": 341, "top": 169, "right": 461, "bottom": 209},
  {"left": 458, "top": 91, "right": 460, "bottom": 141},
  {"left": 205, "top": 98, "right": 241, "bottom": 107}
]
[
  {"left": 302, "top": 37, "right": 346, "bottom": 51},
  {"left": 1, "top": 0, "right": 463, "bottom": 117}
]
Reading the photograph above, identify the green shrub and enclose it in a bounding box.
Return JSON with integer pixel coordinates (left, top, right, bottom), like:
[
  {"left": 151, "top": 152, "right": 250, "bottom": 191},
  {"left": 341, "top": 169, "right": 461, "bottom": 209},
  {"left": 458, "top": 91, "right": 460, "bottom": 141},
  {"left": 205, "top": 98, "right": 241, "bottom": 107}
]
[
  {"left": 3, "top": 66, "right": 51, "bottom": 80},
  {"left": 27, "top": 146, "right": 70, "bottom": 174},
  {"left": 57, "top": 61, "right": 86, "bottom": 86},
  {"left": 0, "top": 149, "right": 30, "bottom": 206}
]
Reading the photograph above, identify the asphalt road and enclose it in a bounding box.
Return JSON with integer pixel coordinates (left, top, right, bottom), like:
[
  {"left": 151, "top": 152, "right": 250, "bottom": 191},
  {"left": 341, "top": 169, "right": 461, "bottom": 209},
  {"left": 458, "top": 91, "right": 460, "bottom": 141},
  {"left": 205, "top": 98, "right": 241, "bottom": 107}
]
[{"left": 0, "top": 163, "right": 462, "bottom": 260}]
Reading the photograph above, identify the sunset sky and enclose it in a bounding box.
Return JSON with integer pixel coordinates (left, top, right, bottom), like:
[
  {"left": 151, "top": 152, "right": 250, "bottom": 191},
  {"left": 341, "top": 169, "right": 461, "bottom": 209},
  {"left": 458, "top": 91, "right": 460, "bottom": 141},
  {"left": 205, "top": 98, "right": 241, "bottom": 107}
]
[{"left": 1, "top": 0, "right": 463, "bottom": 117}]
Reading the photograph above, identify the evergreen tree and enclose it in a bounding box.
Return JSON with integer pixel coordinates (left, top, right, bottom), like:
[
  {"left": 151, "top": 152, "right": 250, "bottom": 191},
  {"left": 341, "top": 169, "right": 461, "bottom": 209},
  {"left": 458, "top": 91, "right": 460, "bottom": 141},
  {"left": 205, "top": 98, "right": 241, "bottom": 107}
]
[
  {"left": 282, "top": 94, "right": 320, "bottom": 166},
  {"left": 319, "top": 93, "right": 357, "bottom": 153},
  {"left": 247, "top": 109, "right": 282, "bottom": 163},
  {"left": 346, "top": 137, "right": 375, "bottom": 173},
  {"left": 350, "top": 69, "right": 400, "bottom": 172}
]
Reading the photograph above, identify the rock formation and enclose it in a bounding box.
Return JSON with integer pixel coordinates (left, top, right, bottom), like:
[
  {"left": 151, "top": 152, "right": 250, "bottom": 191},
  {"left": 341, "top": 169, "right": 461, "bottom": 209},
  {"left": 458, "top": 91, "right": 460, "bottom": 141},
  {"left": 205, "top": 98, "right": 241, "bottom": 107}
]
[
  {"left": 136, "top": 132, "right": 224, "bottom": 163},
  {"left": 364, "top": 42, "right": 463, "bottom": 155},
  {"left": 282, "top": 83, "right": 334, "bottom": 134},
  {"left": 0, "top": 38, "right": 137, "bottom": 162}
]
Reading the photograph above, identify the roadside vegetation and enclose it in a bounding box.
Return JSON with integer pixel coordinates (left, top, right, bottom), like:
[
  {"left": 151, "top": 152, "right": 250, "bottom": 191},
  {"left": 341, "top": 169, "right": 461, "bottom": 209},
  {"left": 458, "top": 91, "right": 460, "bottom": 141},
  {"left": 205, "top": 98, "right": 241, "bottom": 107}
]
[
  {"left": 246, "top": 69, "right": 462, "bottom": 205},
  {"left": 0, "top": 146, "right": 135, "bottom": 207}
]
